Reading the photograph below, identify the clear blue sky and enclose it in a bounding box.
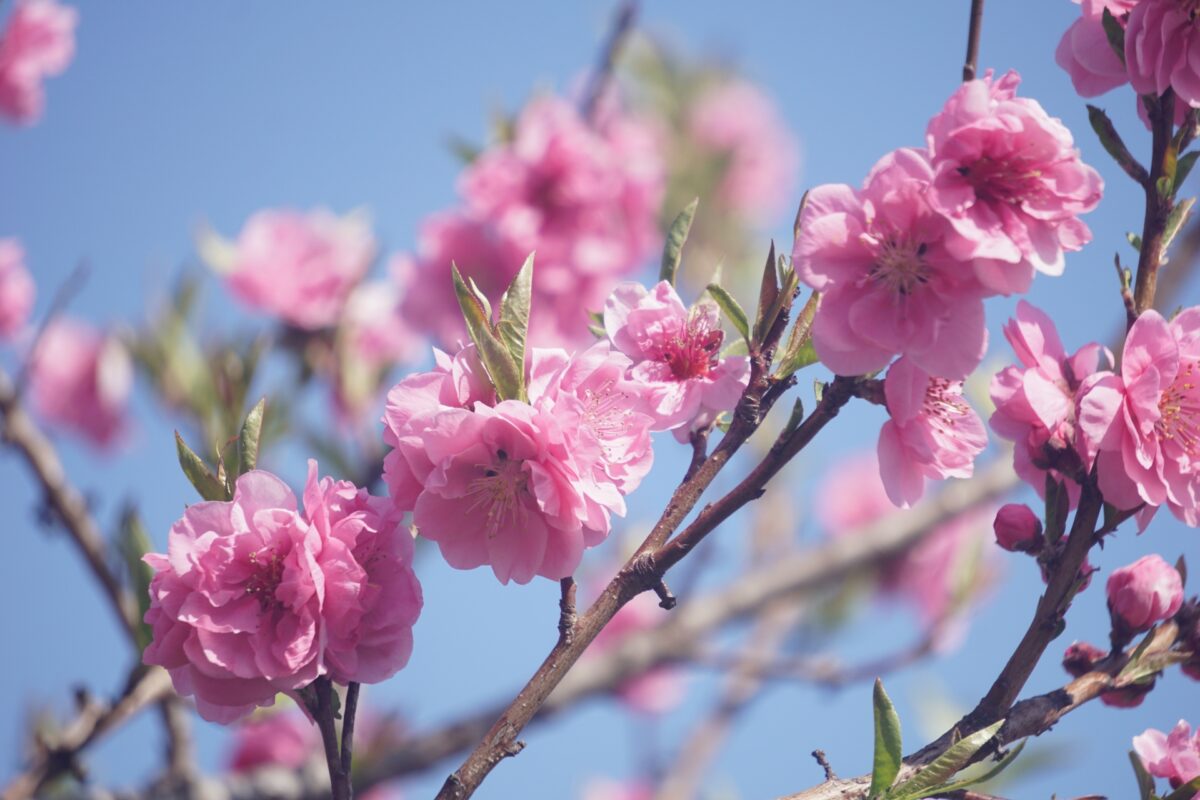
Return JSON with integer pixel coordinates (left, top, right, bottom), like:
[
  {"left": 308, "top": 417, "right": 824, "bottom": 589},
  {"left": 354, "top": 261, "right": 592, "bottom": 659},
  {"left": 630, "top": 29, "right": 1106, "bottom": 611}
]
[{"left": 2, "top": 2, "right": 1198, "bottom": 798}]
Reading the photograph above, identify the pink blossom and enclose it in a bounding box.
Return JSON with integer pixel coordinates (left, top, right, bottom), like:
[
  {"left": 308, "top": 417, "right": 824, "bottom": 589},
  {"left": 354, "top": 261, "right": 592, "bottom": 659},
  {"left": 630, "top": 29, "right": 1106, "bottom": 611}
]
[
  {"left": 990, "top": 301, "right": 1108, "bottom": 506},
  {"left": 143, "top": 466, "right": 421, "bottom": 722},
  {"left": 227, "top": 711, "right": 318, "bottom": 773},
  {"left": 220, "top": 209, "right": 376, "bottom": 331},
  {"left": 815, "top": 452, "right": 895, "bottom": 533},
  {"left": 1056, "top": 0, "right": 1139, "bottom": 97},
  {"left": 878, "top": 357, "right": 988, "bottom": 508},
  {"left": 603, "top": 280, "right": 749, "bottom": 439},
  {"left": 0, "top": 238, "right": 35, "bottom": 339},
  {"left": 688, "top": 79, "right": 800, "bottom": 219},
  {"left": 589, "top": 591, "right": 686, "bottom": 715},
  {"left": 926, "top": 70, "right": 1103, "bottom": 295},
  {"left": 1134, "top": 720, "right": 1200, "bottom": 795},
  {"left": 0, "top": 0, "right": 76, "bottom": 125},
  {"left": 1076, "top": 308, "right": 1200, "bottom": 526},
  {"left": 1107, "top": 554, "right": 1184, "bottom": 632},
  {"left": 992, "top": 503, "right": 1043, "bottom": 552},
  {"left": 580, "top": 779, "right": 653, "bottom": 800},
  {"left": 29, "top": 318, "right": 131, "bottom": 448},
  {"left": 1126, "top": 0, "right": 1200, "bottom": 108},
  {"left": 793, "top": 148, "right": 987, "bottom": 379}
]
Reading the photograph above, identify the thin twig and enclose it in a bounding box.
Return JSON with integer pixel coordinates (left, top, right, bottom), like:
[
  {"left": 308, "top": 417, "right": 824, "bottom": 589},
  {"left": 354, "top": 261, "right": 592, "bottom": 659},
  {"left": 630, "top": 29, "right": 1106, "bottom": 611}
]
[
  {"left": 962, "top": 0, "right": 986, "bottom": 82},
  {"left": 1134, "top": 91, "right": 1178, "bottom": 313},
  {"left": 340, "top": 682, "right": 361, "bottom": 783},
  {"left": 580, "top": 0, "right": 638, "bottom": 121}
]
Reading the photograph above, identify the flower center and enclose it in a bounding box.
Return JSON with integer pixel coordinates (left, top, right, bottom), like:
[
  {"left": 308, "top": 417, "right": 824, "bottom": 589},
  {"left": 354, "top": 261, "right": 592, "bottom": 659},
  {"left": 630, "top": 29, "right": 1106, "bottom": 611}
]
[
  {"left": 467, "top": 449, "right": 529, "bottom": 537},
  {"left": 924, "top": 378, "right": 970, "bottom": 430},
  {"left": 871, "top": 238, "right": 929, "bottom": 296},
  {"left": 582, "top": 380, "right": 634, "bottom": 453},
  {"left": 656, "top": 310, "right": 724, "bottom": 381},
  {"left": 957, "top": 156, "right": 1043, "bottom": 205},
  {"left": 1157, "top": 360, "right": 1200, "bottom": 456},
  {"left": 245, "top": 549, "right": 286, "bottom": 611}
]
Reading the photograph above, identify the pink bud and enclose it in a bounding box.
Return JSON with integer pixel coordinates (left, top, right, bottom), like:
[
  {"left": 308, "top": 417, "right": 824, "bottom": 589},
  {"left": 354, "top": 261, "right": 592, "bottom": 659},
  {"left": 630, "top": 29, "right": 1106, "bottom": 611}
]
[
  {"left": 1100, "top": 680, "right": 1154, "bottom": 708},
  {"left": 1062, "top": 640, "right": 1106, "bottom": 678},
  {"left": 1106, "top": 554, "right": 1184, "bottom": 634},
  {"left": 993, "top": 503, "right": 1043, "bottom": 552}
]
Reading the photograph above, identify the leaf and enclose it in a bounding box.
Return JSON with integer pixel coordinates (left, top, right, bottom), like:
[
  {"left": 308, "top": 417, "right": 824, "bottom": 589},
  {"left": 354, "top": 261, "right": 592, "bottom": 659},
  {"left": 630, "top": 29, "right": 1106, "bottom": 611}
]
[
  {"left": 889, "top": 720, "right": 1004, "bottom": 800},
  {"left": 1101, "top": 7, "right": 1126, "bottom": 63},
  {"left": 451, "top": 263, "right": 525, "bottom": 401},
  {"left": 781, "top": 397, "right": 805, "bottom": 438},
  {"left": 237, "top": 397, "right": 266, "bottom": 476},
  {"left": 1163, "top": 197, "right": 1195, "bottom": 253},
  {"left": 659, "top": 198, "right": 699, "bottom": 286},
  {"left": 1129, "top": 750, "right": 1156, "bottom": 800},
  {"left": 706, "top": 283, "right": 751, "bottom": 345},
  {"left": 497, "top": 253, "right": 534, "bottom": 378},
  {"left": 754, "top": 240, "right": 780, "bottom": 344},
  {"left": 175, "top": 431, "right": 229, "bottom": 501},
  {"left": 868, "top": 678, "right": 903, "bottom": 797},
  {"left": 1118, "top": 622, "right": 1185, "bottom": 684},
  {"left": 924, "top": 740, "right": 1027, "bottom": 796},
  {"left": 791, "top": 190, "right": 811, "bottom": 244},
  {"left": 1128, "top": 232, "right": 1144, "bottom": 252},
  {"left": 1088, "top": 105, "right": 1140, "bottom": 179},
  {"left": 813, "top": 379, "right": 825, "bottom": 405},
  {"left": 776, "top": 292, "right": 821, "bottom": 378},
  {"left": 1176, "top": 150, "right": 1200, "bottom": 189},
  {"left": 117, "top": 506, "right": 156, "bottom": 651},
  {"left": 1177, "top": 554, "right": 1188, "bottom": 588},
  {"left": 1165, "top": 776, "right": 1200, "bottom": 800}
]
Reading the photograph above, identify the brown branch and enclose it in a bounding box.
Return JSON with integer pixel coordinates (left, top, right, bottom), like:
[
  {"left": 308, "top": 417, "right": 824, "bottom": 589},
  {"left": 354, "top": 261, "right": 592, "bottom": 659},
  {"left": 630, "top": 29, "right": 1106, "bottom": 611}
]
[
  {"left": 557, "top": 577, "right": 578, "bottom": 646},
  {"left": 962, "top": 0, "right": 986, "bottom": 82},
  {"left": 1134, "top": 91, "right": 1178, "bottom": 313}
]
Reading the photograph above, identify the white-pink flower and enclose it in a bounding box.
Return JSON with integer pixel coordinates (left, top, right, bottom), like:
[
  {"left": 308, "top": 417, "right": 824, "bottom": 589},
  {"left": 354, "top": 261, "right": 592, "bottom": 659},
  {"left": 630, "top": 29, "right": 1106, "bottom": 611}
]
[
  {"left": 603, "top": 280, "right": 748, "bottom": 439},
  {"left": 1134, "top": 720, "right": 1200, "bottom": 797},
  {"left": 1126, "top": 0, "right": 1200, "bottom": 108},
  {"left": 216, "top": 208, "right": 376, "bottom": 331},
  {"left": 792, "top": 147, "right": 988, "bottom": 379},
  {"left": 29, "top": 318, "right": 131, "bottom": 448},
  {"left": 926, "top": 70, "right": 1103, "bottom": 295},
  {"left": 0, "top": 0, "right": 76, "bottom": 125},
  {"left": 0, "top": 238, "right": 35, "bottom": 339},
  {"left": 878, "top": 357, "right": 988, "bottom": 508}
]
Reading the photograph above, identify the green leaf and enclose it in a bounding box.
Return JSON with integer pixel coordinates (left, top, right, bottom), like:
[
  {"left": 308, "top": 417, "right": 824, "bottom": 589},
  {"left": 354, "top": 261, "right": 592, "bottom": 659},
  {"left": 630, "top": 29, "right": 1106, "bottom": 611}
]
[
  {"left": 706, "top": 284, "right": 751, "bottom": 345},
  {"left": 1128, "top": 232, "right": 1144, "bottom": 252},
  {"left": 497, "top": 253, "right": 534, "bottom": 379},
  {"left": 1088, "top": 105, "right": 1140, "bottom": 180},
  {"left": 1101, "top": 7, "right": 1126, "bottom": 62},
  {"left": 813, "top": 379, "right": 825, "bottom": 405},
  {"left": 1158, "top": 175, "right": 1174, "bottom": 202},
  {"left": 776, "top": 292, "right": 821, "bottom": 379},
  {"left": 451, "top": 263, "right": 525, "bottom": 401},
  {"left": 781, "top": 397, "right": 805, "bottom": 438},
  {"left": 1165, "top": 776, "right": 1200, "bottom": 800},
  {"left": 1176, "top": 151, "right": 1200, "bottom": 189},
  {"left": 237, "top": 397, "right": 266, "bottom": 476},
  {"left": 659, "top": 198, "right": 699, "bottom": 286},
  {"left": 175, "top": 431, "right": 229, "bottom": 501},
  {"left": 868, "top": 678, "right": 903, "bottom": 797},
  {"left": 1163, "top": 197, "right": 1195, "bottom": 252},
  {"left": 1129, "top": 750, "right": 1156, "bottom": 800},
  {"left": 791, "top": 190, "right": 811, "bottom": 244},
  {"left": 117, "top": 506, "right": 156, "bottom": 651},
  {"left": 924, "top": 740, "right": 1026, "bottom": 796},
  {"left": 888, "top": 720, "right": 1003, "bottom": 800},
  {"left": 754, "top": 240, "right": 780, "bottom": 344}
]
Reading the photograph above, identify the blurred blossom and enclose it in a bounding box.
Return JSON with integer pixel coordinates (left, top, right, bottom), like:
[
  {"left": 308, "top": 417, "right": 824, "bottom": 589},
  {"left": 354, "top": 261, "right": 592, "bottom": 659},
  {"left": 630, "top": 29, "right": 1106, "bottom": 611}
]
[
  {"left": 589, "top": 590, "right": 687, "bottom": 715},
  {"left": 580, "top": 778, "right": 654, "bottom": 800},
  {"left": 688, "top": 78, "right": 799, "bottom": 219},
  {"left": 1134, "top": 720, "right": 1200, "bottom": 793},
  {"left": 227, "top": 711, "right": 318, "bottom": 773},
  {"left": 400, "top": 92, "right": 665, "bottom": 348},
  {"left": 0, "top": 238, "right": 35, "bottom": 339},
  {"left": 29, "top": 317, "right": 131, "bottom": 448},
  {"left": 815, "top": 451, "right": 895, "bottom": 533},
  {"left": 205, "top": 208, "right": 376, "bottom": 331},
  {"left": 0, "top": 0, "right": 76, "bottom": 125}
]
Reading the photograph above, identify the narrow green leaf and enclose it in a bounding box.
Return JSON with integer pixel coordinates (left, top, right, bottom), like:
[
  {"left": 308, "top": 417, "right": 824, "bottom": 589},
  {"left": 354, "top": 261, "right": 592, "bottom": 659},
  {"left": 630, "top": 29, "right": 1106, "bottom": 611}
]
[
  {"left": 706, "top": 284, "right": 751, "bottom": 345},
  {"left": 1165, "top": 776, "right": 1200, "bottom": 800},
  {"left": 1130, "top": 750, "right": 1156, "bottom": 800},
  {"left": 781, "top": 397, "right": 805, "bottom": 438},
  {"left": 1088, "top": 105, "right": 1142, "bottom": 181},
  {"left": 1158, "top": 175, "right": 1174, "bottom": 202},
  {"left": 497, "top": 253, "right": 534, "bottom": 381},
  {"left": 868, "top": 678, "right": 904, "bottom": 797},
  {"left": 237, "top": 397, "right": 266, "bottom": 476},
  {"left": 754, "top": 240, "right": 780, "bottom": 344},
  {"left": 777, "top": 292, "right": 821, "bottom": 378},
  {"left": 452, "top": 264, "right": 524, "bottom": 401},
  {"left": 1163, "top": 197, "right": 1195, "bottom": 252},
  {"left": 889, "top": 720, "right": 1003, "bottom": 800},
  {"left": 1128, "top": 232, "right": 1144, "bottom": 252},
  {"left": 813, "top": 379, "right": 825, "bottom": 405},
  {"left": 1176, "top": 151, "right": 1200, "bottom": 189},
  {"left": 923, "top": 740, "right": 1027, "bottom": 797},
  {"left": 117, "top": 506, "right": 156, "bottom": 651},
  {"left": 791, "top": 190, "right": 810, "bottom": 244},
  {"left": 1101, "top": 7, "right": 1126, "bottom": 62},
  {"left": 175, "top": 431, "right": 229, "bottom": 501},
  {"left": 659, "top": 198, "right": 699, "bottom": 286}
]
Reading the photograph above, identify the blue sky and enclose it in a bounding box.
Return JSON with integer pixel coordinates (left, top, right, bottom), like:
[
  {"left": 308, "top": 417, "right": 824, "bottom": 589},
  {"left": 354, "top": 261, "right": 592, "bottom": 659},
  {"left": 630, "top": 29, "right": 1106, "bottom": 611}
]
[{"left": 2, "top": 2, "right": 1198, "bottom": 798}]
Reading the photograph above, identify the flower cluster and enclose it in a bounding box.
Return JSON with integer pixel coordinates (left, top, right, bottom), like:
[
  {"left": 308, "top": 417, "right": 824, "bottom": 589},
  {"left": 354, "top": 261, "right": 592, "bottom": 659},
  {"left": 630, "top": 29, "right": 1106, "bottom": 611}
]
[
  {"left": 143, "top": 463, "right": 422, "bottom": 722},
  {"left": 397, "top": 94, "right": 665, "bottom": 348},
  {"left": 0, "top": 0, "right": 76, "bottom": 125},
  {"left": 1134, "top": 720, "right": 1200, "bottom": 795}
]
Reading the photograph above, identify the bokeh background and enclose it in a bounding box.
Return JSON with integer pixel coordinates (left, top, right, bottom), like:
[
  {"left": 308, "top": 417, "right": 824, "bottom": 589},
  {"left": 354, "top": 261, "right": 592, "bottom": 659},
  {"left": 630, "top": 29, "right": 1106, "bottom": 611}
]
[{"left": 2, "top": 2, "right": 1198, "bottom": 798}]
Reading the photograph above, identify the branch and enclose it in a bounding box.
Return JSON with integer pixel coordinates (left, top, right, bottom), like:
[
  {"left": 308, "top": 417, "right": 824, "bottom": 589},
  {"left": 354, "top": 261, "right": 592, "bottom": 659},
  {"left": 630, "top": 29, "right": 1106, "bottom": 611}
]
[
  {"left": 1134, "top": 91, "right": 1178, "bottom": 313},
  {"left": 962, "top": 0, "right": 986, "bottom": 82}
]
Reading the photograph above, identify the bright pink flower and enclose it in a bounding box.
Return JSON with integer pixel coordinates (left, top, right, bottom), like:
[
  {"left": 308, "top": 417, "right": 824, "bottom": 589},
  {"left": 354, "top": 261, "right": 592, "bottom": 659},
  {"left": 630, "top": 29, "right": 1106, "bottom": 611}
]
[
  {"left": 29, "top": 318, "right": 131, "bottom": 448},
  {"left": 926, "top": 70, "right": 1103, "bottom": 295},
  {"left": 1056, "top": 0, "right": 1139, "bottom": 97},
  {"left": 793, "top": 148, "right": 987, "bottom": 379},
  {"left": 1076, "top": 308, "right": 1200, "bottom": 526},
  {"left": 688, "top": 79, "right": 800, "bottom": 219},
  {"left": 990, "top": 301, "right": 1108, "bottom": 506},
  {"left": 1134, "top": 721, "right": 1200, "bottom": 795},
  {"left": 1107, "top": 554, "right": 1184, "bottom": 632},
  {"left": 878, "top": 357, "right": 988, "bottom": 508},
  {"left": 589, "top": 591, "right": 686, "bottom": 715},
  {"left": 0, "top": 0, "right": 76, "bottom": 125},
  {"left": 993, "top": 503, "right": 1043, "bottom": 552},
  {"left": 221, "top": 209, "right": 376, "bottom": 331},
  {"left": 227, "top": 711, "right": 318, "bottom": 773},
  {"left": 603, "top": 281, "right": 749, "bottom": 439},
  {"left": 143, "top": 466, "right": 421, "bottom": 722},
  {"left": 0, "top": 238, "right": 35, "bottom": 339},
  {"left": 1126, "top": 0, "right": 1200, "bottom": 107}
]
